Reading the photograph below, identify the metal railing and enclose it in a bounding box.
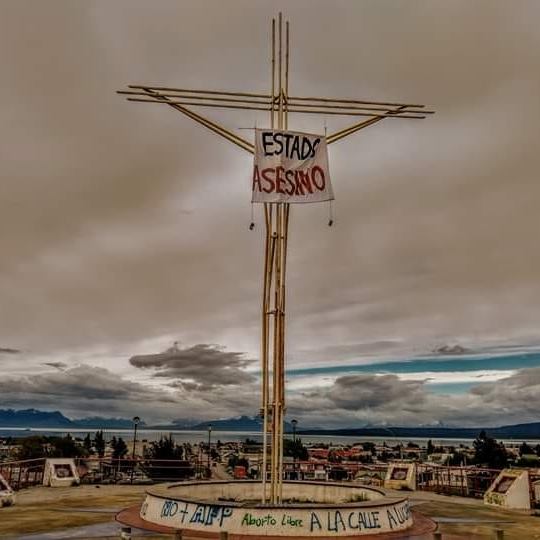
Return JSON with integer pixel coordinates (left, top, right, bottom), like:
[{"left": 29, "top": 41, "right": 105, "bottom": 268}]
[
  {"left": 74, "top": 457, "right": 197, "bottom": 484},
  {"left": 0, "top": 457, "right": 200, "bottom": 490},
  {"left": 0, "top": 458, "right": 46, "bottom": 490},
  {"left": 415, "top": 464, "right": 500, "bottom": 498},
  {"left": 0, "top": 455, "right": 532, "bottom": 506}
]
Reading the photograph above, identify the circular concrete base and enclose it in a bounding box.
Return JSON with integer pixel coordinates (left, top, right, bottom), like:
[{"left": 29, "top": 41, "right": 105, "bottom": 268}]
[{"left": 116, "top": 480, "right": 436, "bottom": 538}]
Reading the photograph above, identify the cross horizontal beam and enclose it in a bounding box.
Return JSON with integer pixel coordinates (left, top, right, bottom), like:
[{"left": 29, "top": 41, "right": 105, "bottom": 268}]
[
  {"left": 118, "top": 90, "right": 434, "bottom": 118},
  {"left": 126, "top": 84, "right": 431, "bottom": 110},
  {"left": 117, "top": 82, "right": 434, "bottom": 152},
  {"left": 118, "top": 89, "right": 435, "bottom": 116},
  {"left": 119, "top": 94, "right": 430, "bottom": 119}
]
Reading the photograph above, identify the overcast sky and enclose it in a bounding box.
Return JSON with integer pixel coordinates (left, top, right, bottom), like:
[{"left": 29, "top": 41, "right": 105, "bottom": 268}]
[{"left": 1, "top": 0, "right": 540, "bottom": 428}]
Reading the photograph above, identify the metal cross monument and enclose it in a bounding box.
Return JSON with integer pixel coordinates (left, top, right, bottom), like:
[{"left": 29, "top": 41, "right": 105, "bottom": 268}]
[{"left": 118, "top": 13, "right": 433, "bottom": 505}]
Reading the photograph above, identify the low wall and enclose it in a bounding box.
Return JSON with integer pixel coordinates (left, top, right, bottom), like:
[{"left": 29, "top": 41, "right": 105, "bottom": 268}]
[
  {"left": 140, "top": 480, "right": 413, "bottom": 537},
  {"left": 384, "top": 463, "right": 416, "bottom": 491},
  {"left": 484, "top": 469, "right": 531, "bottom": 511},
  {"left": 153, "top": 480, "right": 382, "bottom": 504},
  {"left": 43, "top": 459, "right": 80, "bottom": 487}
]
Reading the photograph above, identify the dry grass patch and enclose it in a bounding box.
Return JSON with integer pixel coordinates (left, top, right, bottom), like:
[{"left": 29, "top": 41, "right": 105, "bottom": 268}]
[
  {"left": 0, "top": 485, "right": 148, "bottom": 536},
  {"left": 417, "top": 500, "right": 540, "bottom": 540}
]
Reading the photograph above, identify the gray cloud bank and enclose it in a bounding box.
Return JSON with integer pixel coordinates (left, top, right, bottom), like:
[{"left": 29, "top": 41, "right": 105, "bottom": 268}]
[
  {"left": 129, "top": 343, "right": 256, "bottom": 389},
  {"left": 290, "top": 368, "right": 540, "bottom": 428},
  {"left": 1, "top": 359, "right": 540, "bottom": 428}
]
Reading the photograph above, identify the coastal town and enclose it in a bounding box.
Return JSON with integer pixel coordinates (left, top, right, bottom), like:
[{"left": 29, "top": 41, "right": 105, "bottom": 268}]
[
  {"left": 1, "top": 429, "right": 540, "bottom": 492},
  {"left": 2, "top": 429, "right": 540, "bottom": 538}
]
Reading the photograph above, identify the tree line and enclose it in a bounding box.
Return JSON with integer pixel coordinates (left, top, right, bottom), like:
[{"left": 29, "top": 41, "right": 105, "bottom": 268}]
[
  {"left": 13, "top": 431, "right": 129, "bottom": 460},
  {"left": 11, "top": 432, "right": 188, "bottom": 461}
]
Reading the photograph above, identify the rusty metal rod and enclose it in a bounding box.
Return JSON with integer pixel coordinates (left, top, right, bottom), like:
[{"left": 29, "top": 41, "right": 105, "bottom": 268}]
[
  {"left": 290, "top": 108, "right": 424, "bottom": 118},
  {"left": 119, "top": 90, "right": 271, "bottom": 105},
  {"left": 132, "top": 89, "right": 254, "bottom": 153},
  {"left": 166, "top": 103, "right": 254, "bottom": 152},
  {"left": 287, "top": 100, "right": 434, "bottom": 114},
  {"left": 289, "top": 94, "right": 427, "bottom": 108},
  {"left": 126, "top": 97, "right": 272, "bottom": 112},
  {"left": 128, "top": 85, "right": 270, "bottom": 99},
  {"left": 327, "top": 117, "right": 385, "bottom": 144},
  {"left": 271, "top": 18, "right": 276, "bottom": 130},
  {"left": 327, "top": 106, "right": 408, "bottom": 144}
]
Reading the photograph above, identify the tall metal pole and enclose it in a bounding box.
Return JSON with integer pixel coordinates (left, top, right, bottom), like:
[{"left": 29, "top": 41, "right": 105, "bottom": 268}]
[
  {"left": 292, "top": 418, "right": 298, "bottom": 478},
  {"left": 198, "top": 443, "right": 202, "bottom": 479},
  {"left": 207, "top": 424, "right": 212, "bottom": 477},
  {"left": 260, "top": 15, "right": 276, "bottom": 504},
  {"left": 262, "top": 13, "right": 286, "bottom": 505},
  {"left": 131, "top": 416, "right": 140, "bottom": 484},
  {"left": 262, "top": 12, "right": 291, "bottom": 505}
]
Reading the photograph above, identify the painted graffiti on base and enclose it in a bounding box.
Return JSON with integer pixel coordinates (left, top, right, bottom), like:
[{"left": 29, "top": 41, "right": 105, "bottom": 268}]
[
  {"left": 309, "top": 503, "right": 411, "bottom": 533},
  {"left": 387, "top": 503, "right": 412, "bottom": 530},
  {"left": 160, "top": 500, "right": 233, "bottom": 527},
  {"left": 151, "top": 498, "right": 412, "bottom": 536},
  {"left": 242, "top": 513, "right": 303, "bottom": 528}
]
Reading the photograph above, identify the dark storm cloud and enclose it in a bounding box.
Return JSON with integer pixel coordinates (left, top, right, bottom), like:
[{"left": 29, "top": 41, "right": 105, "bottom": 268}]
[
  {"left": 0, "top": 348, "right": 20, "bottom": 354},
  {"left": 129, "top": 344, "right": 256, "bottom": 388},
  {"left": 0, "top": 360, "right": 260, "bottom": 423},
  {"left": 324, "top": 374, "right": 426, "bottom": 411},
  {"left": 0, "top": 365, "right": 171, "bottom": 402},
  {"left": 287, "top": 368, "right": 540, "bottom": 428},
  {"left": 43, "top": 361, "right": 68, "bottom": 371},
  {"left": 0, "top": 365, "right": 183, "bottom": 421},
  {"left": 468, "top": 368, "right": 540, "bottom": 424},
  {"left": 292, "top": 374, "right": 434, "bottom": 427},
  {"left": 170, "top": 377, "right": 260, "bottom": 415}
]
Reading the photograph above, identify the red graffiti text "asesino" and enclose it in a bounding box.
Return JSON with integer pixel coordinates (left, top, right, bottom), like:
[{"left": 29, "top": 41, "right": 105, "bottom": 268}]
[{"left": 252, "top": 165, "right": 326, "bottom": 196}]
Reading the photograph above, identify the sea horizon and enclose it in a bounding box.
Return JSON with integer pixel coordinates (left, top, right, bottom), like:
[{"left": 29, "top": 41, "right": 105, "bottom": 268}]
[{"left": 1, "top": 427, "right": 537, "bottom": 447}]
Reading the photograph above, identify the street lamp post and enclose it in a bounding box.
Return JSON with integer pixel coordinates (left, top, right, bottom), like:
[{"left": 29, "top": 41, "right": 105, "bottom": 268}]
[
  {"left": 131, "top": 416, "right": 141, "bottom": 484},
  {"left": 198, "top": 443, "right": 202, "bottom": 479},
  {"left": 207, "top": 424, "right": 212, "bottom": 478},
  {"left": 291, "top": 419, "right": 298, "bottom": 479}
]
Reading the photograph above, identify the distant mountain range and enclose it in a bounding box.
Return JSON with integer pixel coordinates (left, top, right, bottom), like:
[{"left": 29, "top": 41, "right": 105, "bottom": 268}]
[
  {"left": 69, "top": 416, "right": 143, "bottom": 429},
  {"left": 0, "top": 410, "right": 283, "bottom": 432},
  {"left": 299, "top": 423, "right": 540, "bottom": 440},
  {"left": 0, "top": 409, "right": 142, "bottom": 429},
  {"left": 190, "top": 415, "right": 293, "bottom": 432},
  {"left": 0, "top": 409, "right": 73, "bottom": 428},
  {"left": 2, "top": 409, "right": 540, "bottom": 439},
  {"left": 153, "top": 415, "right": 293, "bottom": 432}
]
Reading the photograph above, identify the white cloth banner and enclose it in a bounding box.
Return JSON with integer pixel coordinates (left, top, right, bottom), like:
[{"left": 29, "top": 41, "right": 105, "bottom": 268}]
[{"left": 252, "top": 129, "right": 334, "bottom": 204}]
